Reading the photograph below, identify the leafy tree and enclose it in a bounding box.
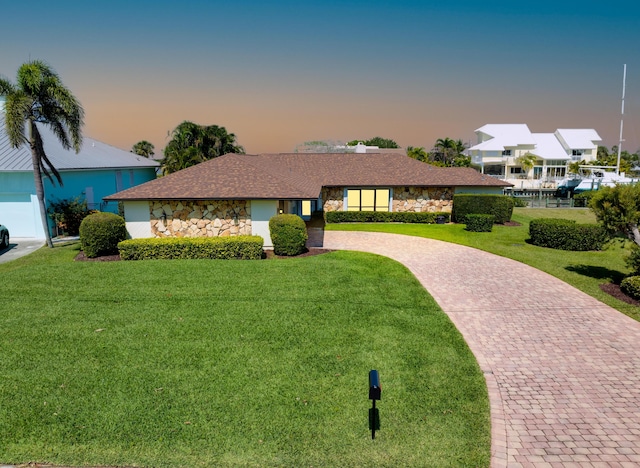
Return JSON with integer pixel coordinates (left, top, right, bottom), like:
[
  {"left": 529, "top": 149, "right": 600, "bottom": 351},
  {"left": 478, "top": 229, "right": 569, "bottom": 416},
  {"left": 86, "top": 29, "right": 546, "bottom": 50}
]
[
  {"left": 131, "top": 140, "right": 155, "bottom": 158},
  {"left": 161, "top": 121, "right": 244, "bottom": 174},
  {"left": 406, "top": 146, "right": 428, "bottom": 162},
  {"left": 590, "top": 183, "right": 640, "bottom": 246},
  {"left": 0, "top": 60, "right": 84, "bottom": 247},
  {"left": 347, "top": 137, "right": 400, "bottom": 148},
  {"left": 593, "top": 145, "right": 635, "bottom": 175}
]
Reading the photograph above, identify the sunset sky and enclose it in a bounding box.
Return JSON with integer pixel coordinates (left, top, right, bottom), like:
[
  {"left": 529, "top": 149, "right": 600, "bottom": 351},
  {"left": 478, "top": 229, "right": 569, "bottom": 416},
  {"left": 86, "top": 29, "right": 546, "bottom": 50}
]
[{"left": 2, "top": 0, "right": 639, "bottom": 155}]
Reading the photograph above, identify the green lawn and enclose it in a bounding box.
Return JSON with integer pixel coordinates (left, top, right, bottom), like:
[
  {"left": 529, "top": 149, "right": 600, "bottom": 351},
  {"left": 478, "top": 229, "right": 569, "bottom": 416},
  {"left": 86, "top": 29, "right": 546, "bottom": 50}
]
[
  {"left": 0, "top": 243, "right": 489, "bottom": 467},
  {"left": 327, "top": 207, "right": 639, "bottom": 321}
]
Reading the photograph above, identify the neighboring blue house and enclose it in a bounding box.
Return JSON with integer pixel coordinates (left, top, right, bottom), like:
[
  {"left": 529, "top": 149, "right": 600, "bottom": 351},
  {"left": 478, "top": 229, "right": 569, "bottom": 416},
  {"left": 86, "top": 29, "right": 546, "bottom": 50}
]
[{"left": 0, "top": 110, "right": 159, "bottom": 238}]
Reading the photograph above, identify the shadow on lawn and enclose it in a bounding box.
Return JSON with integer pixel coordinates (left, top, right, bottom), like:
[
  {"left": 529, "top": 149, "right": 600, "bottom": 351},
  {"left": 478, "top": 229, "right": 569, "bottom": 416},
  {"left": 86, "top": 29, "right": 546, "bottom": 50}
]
[{"left": 565, "top": 264, "right": 626, "bottom": 285}]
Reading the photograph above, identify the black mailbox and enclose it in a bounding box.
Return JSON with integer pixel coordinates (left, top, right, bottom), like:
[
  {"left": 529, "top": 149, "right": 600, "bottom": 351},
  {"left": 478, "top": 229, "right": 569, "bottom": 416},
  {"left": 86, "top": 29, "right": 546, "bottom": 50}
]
[{"left": 369, "top": 370, "right": 381, "bottom": 400}]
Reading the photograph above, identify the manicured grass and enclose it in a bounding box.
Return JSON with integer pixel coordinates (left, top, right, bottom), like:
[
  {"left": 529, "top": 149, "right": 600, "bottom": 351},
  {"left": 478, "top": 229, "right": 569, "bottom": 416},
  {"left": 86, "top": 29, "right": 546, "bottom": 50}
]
[
  {"left": 0, "top": 243, "right": 489, "bottom": 467},
  {"left": 327, "top": 207, "right": 640, "bottom": 321}
]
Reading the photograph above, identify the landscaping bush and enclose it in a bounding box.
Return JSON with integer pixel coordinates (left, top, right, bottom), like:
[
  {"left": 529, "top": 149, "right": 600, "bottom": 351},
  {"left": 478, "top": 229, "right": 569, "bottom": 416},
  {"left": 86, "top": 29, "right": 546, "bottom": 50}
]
[
  {"left": 626, "top": 244, "right": 640, "bottom": 276},
  {"left": 48, "top": 196, "right": 93, "bottom": 236},
  {"left": 452, "top": 194, "right": 514, "bottom": 224},
  {"left": 325, "top": 211, "right": 450, "bottom": 224},
  {"left": 269, "top": 214, "right": 308, "bottom": 256},
  {"left": 511, "top": 197, "right": 529, "bottom": 207},
  {"left": 465, "top": 214, "right": 495, "bottom": 232},
  {"left": 620, "top": 275, "right": 640, "bottom": 300},
  {"left": 118, "top": 236, "right": 264, "bottom": 260},
  {"left": 529, "top": 218, "right": 608, "bottom": 251},
  {"left": 79, "top": 212, "right": 127, "bottom": 258},
  {"left": 573, "top": 191, "right": 596, "bottom": 208}
]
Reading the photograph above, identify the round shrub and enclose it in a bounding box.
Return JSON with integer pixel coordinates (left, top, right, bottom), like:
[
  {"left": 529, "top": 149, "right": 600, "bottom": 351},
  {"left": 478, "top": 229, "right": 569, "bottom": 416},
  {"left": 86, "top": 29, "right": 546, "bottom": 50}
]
[
  {"left": 465, "top": 214, "right": 494, "bottom": 232},
  {"left": 621, "top": 275, "right": 640, "bottom": 300},
  {"left": 269, "top": 214, "right": 308, "bottom": 256},
  {"left": 80, "top": 212, "right": 127, "bottom": 258}
]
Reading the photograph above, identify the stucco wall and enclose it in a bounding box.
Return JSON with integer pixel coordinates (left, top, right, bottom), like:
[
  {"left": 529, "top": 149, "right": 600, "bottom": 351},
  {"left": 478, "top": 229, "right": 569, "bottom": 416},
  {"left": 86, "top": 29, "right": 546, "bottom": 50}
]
[{"left": 149, "top": 200, "right": 251, "bottom": 238}]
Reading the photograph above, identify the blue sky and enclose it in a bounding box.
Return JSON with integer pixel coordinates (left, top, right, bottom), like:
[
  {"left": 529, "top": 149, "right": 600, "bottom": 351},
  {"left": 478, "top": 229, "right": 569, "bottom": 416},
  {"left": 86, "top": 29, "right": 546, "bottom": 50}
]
[{"left": 2, "top": 0, "right": 639, "bottom": 154}]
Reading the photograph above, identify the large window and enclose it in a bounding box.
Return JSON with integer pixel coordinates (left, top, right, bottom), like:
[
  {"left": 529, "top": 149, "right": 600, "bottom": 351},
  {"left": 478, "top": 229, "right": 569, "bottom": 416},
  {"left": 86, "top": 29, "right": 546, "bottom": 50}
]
[{"left": 347, "top": 189, "right": 390, "bottom": 212}]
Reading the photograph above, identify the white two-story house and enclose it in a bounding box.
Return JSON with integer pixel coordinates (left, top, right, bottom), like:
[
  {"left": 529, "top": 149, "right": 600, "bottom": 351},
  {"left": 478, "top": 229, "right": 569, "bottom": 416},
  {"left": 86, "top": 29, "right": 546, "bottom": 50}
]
[{"left": 468, "top": 124, "right": 601, "bottom": 189}]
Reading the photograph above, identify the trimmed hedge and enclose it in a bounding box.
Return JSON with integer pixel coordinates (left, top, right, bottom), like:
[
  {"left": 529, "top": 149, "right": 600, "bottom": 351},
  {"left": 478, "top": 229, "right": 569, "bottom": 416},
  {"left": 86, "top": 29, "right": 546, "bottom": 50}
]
[
  {"left": 325, "top": 211, "right": 450, "bottom": 224},
  {"left": 452, "top": 194, "right": 514, "bottom": 224},
  {"left": 621, "top": 276, "right": 640, "bottom": 300},
  {"left": 79, "top": 212, "right": 127, "bottom": 258},
  {"left": 465, "top": 214, "right": 494, "bottom": 232},
  {"left": 529, "top": 218, "right": 608, "bottom": 251},
  {"left": 269, "top": 214, "right": 308, "bottom": 256},
  {"left": 118, "top": 236, "right": 264, "bottom": 260}
]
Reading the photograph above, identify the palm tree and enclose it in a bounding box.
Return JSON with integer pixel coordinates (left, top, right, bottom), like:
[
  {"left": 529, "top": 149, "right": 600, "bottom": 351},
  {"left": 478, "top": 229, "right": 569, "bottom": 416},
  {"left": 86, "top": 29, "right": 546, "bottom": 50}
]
[
  {"left": 0, "top": 61, "right": 84, "bottom": 247},
  {"left": 515, "top": 152, "right": 538, "bottom": 180},
  {"left": 131, "top": 140, "right": 155, "bottom": 158},
  {"left": 406, "top": 146, "right": 428, "bottom": 162},
  {"left": 161, "top": 121, "right": 244, "bottom": 174}
]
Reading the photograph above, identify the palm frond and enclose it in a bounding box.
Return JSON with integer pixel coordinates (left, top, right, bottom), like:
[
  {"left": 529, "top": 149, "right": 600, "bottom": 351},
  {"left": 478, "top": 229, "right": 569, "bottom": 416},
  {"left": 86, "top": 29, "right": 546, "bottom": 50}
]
[{"left": 4, "top": 92, "right": 32, "bottom": 148}]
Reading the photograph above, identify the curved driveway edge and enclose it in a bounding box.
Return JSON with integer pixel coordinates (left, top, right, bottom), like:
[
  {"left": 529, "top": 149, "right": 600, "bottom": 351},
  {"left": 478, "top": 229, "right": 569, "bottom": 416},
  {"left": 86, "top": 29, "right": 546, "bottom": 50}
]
[{"left": 324, "top": 231, "right": 640, "bottom": 467}]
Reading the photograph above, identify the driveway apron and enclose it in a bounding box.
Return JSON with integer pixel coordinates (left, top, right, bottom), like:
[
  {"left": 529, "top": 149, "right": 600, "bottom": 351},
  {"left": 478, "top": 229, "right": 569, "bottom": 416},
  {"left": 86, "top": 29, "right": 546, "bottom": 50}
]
[{"left": 323, "top": 231, "right": 640, "bottom": 467}]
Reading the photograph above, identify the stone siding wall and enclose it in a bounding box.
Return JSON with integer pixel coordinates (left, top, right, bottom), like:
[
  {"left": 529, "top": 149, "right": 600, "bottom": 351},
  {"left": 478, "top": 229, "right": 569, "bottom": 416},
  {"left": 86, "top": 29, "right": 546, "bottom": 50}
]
[
  {"left": 322, "top": 187, "right": 344, "bottom": 212},
  {"left": 150, "top": 200, "right": 251, "bottom": 238},
  {"left": 321, "top": 186, "right": 453, "bottom": 213},
  {"left": 392, "top": 187, "right": 453, "bottom": 212}
]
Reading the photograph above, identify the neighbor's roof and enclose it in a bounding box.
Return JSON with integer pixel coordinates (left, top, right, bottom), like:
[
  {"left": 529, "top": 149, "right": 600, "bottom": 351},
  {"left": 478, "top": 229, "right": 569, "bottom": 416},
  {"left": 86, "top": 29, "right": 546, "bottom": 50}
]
[
  {"left": 529, "top": 133, "right": 571, "bottom": 160},
  {"left": 469, "top": 124, "right": 536, "bottom": 151},
  {"left": 105, "top": 152, "right": 510, "bottom": 201},
  {"left": 0, "top": 114, "right": 159, "bottom": 171},
  {"left": 555, "top": 129, "right": 602, "bottom": 149}
]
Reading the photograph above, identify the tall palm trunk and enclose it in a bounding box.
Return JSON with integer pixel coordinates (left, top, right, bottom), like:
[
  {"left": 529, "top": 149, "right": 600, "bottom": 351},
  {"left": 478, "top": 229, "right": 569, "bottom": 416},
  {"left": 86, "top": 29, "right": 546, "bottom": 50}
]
[{"left": 29, "top": 122, "right": 53, "bottom": 247}]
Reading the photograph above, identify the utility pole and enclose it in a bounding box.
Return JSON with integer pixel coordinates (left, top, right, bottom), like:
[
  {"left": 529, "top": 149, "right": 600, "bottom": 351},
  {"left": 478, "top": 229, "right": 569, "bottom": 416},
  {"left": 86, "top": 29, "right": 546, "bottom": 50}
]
[{"left": 616, "top": 64, "right": 626, "bottom": 175}]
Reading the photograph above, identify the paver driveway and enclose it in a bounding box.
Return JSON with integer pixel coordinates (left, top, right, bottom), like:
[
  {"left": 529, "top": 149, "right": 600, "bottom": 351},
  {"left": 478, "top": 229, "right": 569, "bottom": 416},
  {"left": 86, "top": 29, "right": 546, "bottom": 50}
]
[{"left": 323, "top": 231, "right": 640, "bottom": 467}]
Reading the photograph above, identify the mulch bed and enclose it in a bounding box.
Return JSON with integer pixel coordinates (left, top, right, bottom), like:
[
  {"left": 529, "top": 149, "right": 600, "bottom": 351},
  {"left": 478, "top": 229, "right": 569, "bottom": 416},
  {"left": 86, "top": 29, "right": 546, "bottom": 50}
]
[
  {"left": 503, "top": 221, "right": 522, "bottom": 227},
  {"left": 75, "top": 249, "right": 333, "bottom": 262},
  {"left": 599, "top": 283, "right": 640, "bottom": 306},
  {"left": 75, "top": 252, "right": 121, "bottom": 262}
]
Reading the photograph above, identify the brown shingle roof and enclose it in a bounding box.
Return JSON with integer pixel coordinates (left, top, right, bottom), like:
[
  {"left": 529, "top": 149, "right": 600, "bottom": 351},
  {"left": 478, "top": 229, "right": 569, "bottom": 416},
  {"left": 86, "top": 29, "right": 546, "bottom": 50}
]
[{"left": 105, "top": 152, "right": 510, "bottom": 201}]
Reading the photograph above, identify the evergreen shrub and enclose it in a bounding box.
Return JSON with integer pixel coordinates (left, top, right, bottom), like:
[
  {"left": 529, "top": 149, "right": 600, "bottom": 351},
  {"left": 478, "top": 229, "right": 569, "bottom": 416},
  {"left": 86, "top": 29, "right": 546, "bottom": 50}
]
[
  {"left": 452, "top": 194, "right": 514, "bottom": 224},
  {"left": 529, "top": 218, "right": 607, "bottom": 251},
  {"left": 118, "top": 236, "right": 263, "bottom": 260},
  {"left": 626, "top": 244, "right": 640, "bottom": 276},
  {"left": 325, "top": 211, "right": 450, "bottom": 224},
  {"left": 269, "top": 214, "right": 308, "bottom": 256},
  {"left": 621, "top": 275, "right": 640, "bottom": 300},
  {"left": 79, "top": 212, "right": 127, "bottom": 258},
  {"left": 48, "top": 197, "right": 93, "bottom": 236},
  {"left": 465, "top": 214, "right": 495, "bottom": 232},
  {"left": 573, "top": 191, "right": 596, "bottom": 208}
]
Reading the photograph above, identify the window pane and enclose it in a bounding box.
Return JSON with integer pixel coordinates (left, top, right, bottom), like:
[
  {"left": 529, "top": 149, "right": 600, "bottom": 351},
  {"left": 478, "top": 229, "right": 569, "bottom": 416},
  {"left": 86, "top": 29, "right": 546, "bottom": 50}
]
[
  {"left": 376, "top": 189, "right": 389, "bottom": 211},
  {"left": 361, "top": 190, "right": 375, "bottom": 211},
  {"left": 302, "top": 200, "right": 311, "bottom": 216},
  {"left": 347, "top": 190, "right": 360, "bottom": 211}
]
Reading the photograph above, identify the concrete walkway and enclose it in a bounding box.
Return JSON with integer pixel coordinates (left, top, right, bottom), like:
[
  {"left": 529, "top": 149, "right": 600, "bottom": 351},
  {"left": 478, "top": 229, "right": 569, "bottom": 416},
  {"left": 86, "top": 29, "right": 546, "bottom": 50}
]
[{"left": 323, "top": 231, "right": 640, "bottom": 467}]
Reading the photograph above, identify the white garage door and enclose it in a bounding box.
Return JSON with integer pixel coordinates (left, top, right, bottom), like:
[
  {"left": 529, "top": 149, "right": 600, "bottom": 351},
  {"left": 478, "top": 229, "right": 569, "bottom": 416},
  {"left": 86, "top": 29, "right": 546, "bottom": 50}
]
[{"left": 0, "top": 193, "right": 44, "bottom": 238}]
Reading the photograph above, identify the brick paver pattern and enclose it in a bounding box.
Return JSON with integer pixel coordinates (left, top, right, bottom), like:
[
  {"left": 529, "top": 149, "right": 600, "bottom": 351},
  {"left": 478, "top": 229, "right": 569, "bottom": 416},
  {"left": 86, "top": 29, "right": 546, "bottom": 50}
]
[{"left": 323, "top": 231, "right": 640, "bottom": 468}]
